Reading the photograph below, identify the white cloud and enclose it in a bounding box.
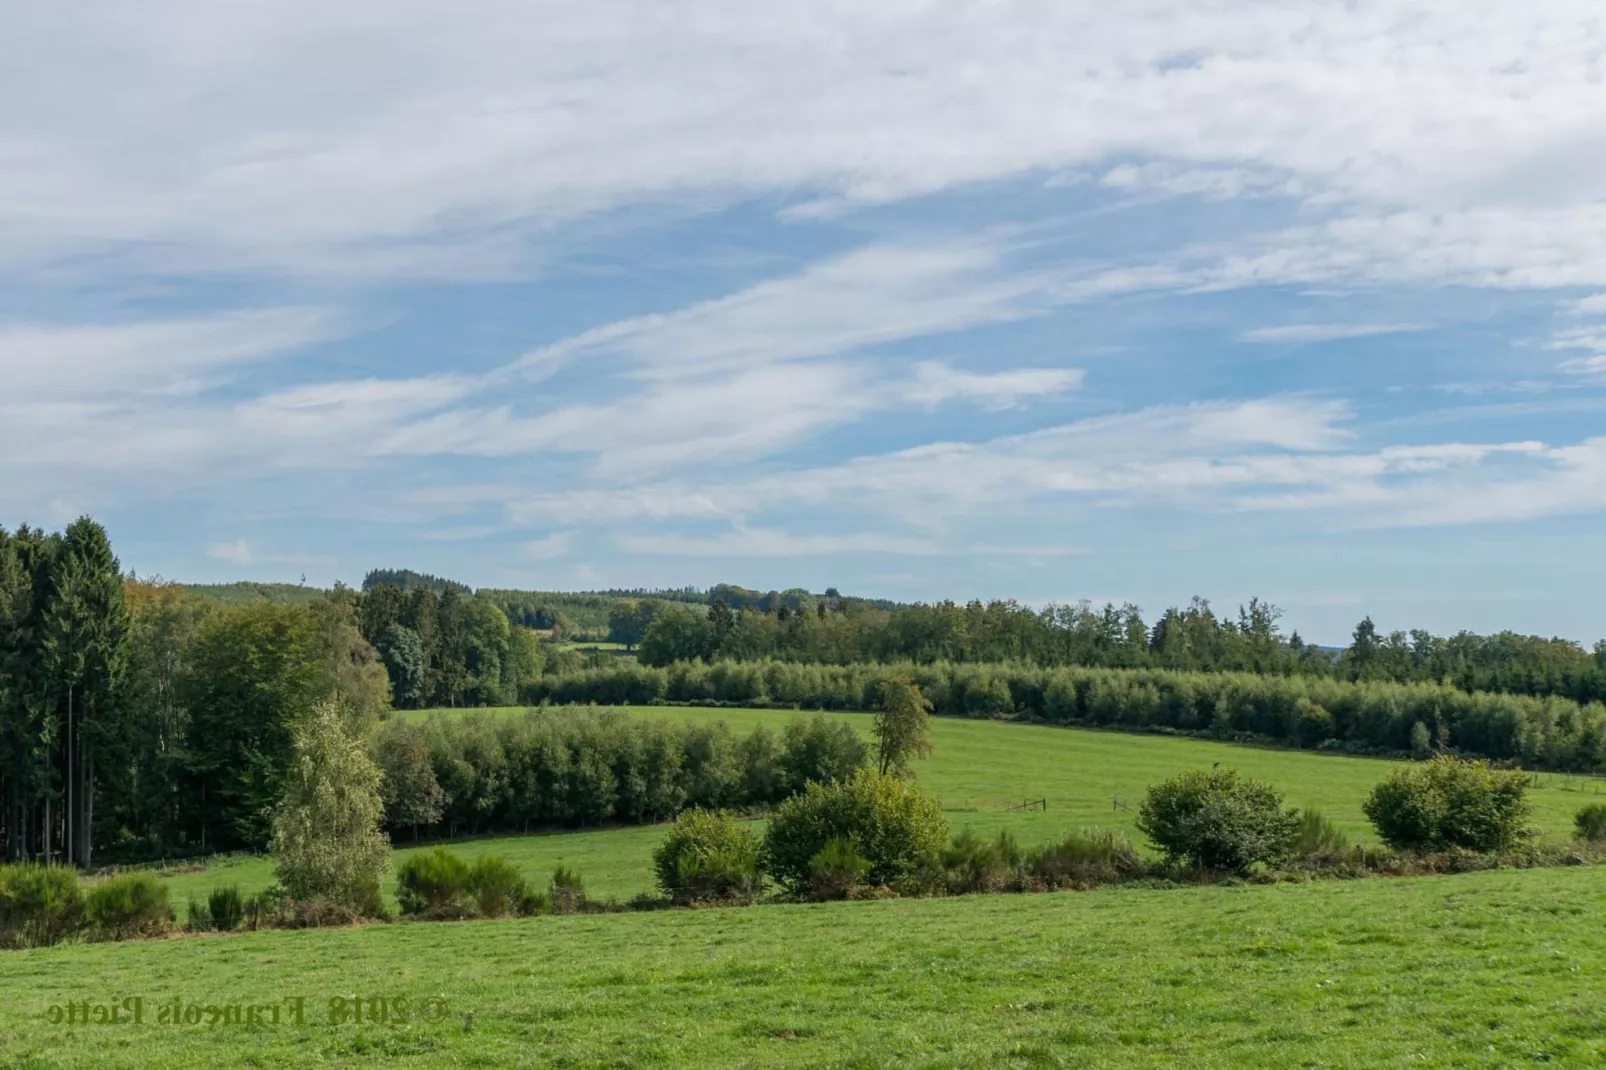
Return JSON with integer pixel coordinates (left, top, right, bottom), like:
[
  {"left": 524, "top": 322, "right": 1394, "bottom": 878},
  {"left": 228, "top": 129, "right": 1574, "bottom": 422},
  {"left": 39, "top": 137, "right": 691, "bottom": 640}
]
[
  {"left": 906, "top": 362, "right": 1083, "bottom": 410},
  {"left": 523, "top": 532, "right": 573, "bottom": 560},
  {"left": 1568, "top": 294, "right": 1606, "bottom": 315},
  {"left": 1240, "top": 323, "right": 1428, "bottom": 344},
  {"left": 614, "top": 529, "right": 940, "bottom": 558},
  {"left": 206, "top": 539, "right": 254, "bottom": 564}
]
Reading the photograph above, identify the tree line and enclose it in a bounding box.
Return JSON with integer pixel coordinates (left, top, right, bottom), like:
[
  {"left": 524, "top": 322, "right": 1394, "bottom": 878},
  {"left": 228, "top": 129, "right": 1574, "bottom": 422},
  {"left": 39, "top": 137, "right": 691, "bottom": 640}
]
[
  {"left": 524, "top": 658, "right": 1606, "bottom": 772},
  {"left": 614, "top": 595, "right": 1606, "bottom": 703}
]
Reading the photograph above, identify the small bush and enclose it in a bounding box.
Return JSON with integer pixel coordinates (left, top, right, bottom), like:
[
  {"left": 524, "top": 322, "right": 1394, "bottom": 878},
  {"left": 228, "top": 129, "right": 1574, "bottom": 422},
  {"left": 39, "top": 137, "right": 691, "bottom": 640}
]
[
  {"left": 244, "top": 886, "right": 293, "bottom": 931},
  {"left": 396, "top": 847, "right": 473, "bottom": 918},
  {"left": 762, "top": 769, "right": 949, "bottom": 897},
  {"left": 466, "top": 855, "right": 529, "bottom": 918},
  {"left": 807, "top": 838, "right": 872, "bottom": 901},
  {"left": 653, "top": 809, "right": 763, "bottom": 905},
  {"left": 549, "top": 866, "right": 586, "bottom": 914},
  {"left": 1362, "top": 756, "right": 1532, "bottom": 852},
  {"left": 1137, "top": 768, "right": 1300, "bottom": 875},
  {"left": 1025, "top": 829, "right": 1144, "bottom": 888},
  {"left": 185, "top": 895, "right": 212, "bottom": 933},
  {"left": 208, "top": 885, "right": 245, "bottom": 931},
  {"left": 1294, "top": 809, "right": 1350, "bottom": 858},
  {"left": 0, "top": 865, "right": 84, "bottom": 949},
  {"left": 1574, "top": 803, "right": 1606, "bottom": 843},
  {"left": 943, "top": 829, "right": 1024, "bottom": 894},
  {"left": 84, "top": 873, "right": 171, "bottom": 941}
]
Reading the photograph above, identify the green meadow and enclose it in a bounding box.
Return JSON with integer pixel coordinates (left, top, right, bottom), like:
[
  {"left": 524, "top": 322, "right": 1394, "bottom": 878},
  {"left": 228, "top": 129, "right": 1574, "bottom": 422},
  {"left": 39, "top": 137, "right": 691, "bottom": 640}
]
[
  {"left": 6, "top": 866, "right": 1605, "bottom": 1068},
  {"left": 148, "top": 705, "right": 1605, "bottom": 915}
]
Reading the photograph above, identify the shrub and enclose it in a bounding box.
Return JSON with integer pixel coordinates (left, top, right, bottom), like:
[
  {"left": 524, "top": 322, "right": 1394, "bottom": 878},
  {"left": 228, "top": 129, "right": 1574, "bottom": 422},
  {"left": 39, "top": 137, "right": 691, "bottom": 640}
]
[
  {"left": 0, "top": 865, "right": 84, "bottom": 949},
  {"left": 761, "top": 769, "right": 949, "bottom": 897},
  {"left": 396, "top": 847, "right": 473, "bottom": 918},
  {"left": 807, "top": 838, "right": 872, "bottom": 901},
  {"left": 1137, "top": 768, "right": 1300, "bottom": 874},
  {"left": 1575, "top": 803, "right": 1606, "bottom": 843},
  {"left": 653, "top": 809, "right": 763, "bottom": 905},
  {"left": 244, "top": 887, "right": 292, "bottom": 931},
  {"left": 1025, "top": 829, "right": 1144, "bottom": 888},
  {"left": 185, "top": 894, "right": 212, "bottom": 933},
  {"left": 208, "top": 885, "right": 245, "bottom": 931},
  {"left": 549, "top": 866, "right": 586, "bottom": 914},
  {"left": 466, "top": 855, "right": 529, "bottom": 918},
  {"left": 943, "top": 829, "right": 1024, "bottom": 894},
  {"left": 84, "top": 873, "right": 172, "bottom": 941},
  {"left": 1294, "top": 809, "right": 1350, "bottom": 858},
  {"left": 1362, "top": 756, "right": 1532, "bottom": 852},
  {"left": 778, "top": 716, "right": 869, "bottom": 793}
]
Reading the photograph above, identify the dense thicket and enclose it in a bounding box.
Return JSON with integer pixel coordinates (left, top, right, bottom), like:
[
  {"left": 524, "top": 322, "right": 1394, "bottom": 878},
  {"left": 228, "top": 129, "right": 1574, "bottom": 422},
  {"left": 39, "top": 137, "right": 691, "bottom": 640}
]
[
  {"left": 370, "top": 710, "right": 867, "bottom": 838},
  {"left": 523, "top": 659, "right": 1606, "bottom": 772},
  {"left": 355, "top": 583, "right": 542, "bottom": 709}
]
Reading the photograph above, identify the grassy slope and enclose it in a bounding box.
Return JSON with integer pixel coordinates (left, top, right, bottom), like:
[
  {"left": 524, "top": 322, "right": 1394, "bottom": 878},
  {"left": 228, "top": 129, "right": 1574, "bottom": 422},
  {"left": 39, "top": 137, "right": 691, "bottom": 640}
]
[
  {"left": 157, "top": 705, "right": 1604, "bottom": 913},
  {"left": 6, "top": 866, "right": 1605, "bottom": 1068}
]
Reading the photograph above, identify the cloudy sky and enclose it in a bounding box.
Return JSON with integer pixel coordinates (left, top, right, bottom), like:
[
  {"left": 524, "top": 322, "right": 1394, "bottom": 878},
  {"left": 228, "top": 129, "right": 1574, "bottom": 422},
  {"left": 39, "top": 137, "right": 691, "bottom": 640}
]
[{"left": 5, "top": 1, "right": 1606, "bottom": 643}]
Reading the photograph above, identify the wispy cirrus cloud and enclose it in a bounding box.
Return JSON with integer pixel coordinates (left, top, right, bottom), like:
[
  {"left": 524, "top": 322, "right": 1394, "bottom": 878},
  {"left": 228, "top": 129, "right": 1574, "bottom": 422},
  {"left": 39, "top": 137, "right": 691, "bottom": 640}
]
[{"left": 1240, "top": 323, "right": 1428, "bottom": 344}]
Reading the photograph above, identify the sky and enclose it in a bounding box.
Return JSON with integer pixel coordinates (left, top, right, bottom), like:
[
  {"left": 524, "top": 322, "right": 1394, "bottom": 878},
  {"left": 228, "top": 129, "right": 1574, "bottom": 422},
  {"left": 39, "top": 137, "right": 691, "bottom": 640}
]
[{"left": 4, "top": 1, "right": 1606, "bottom": 645}]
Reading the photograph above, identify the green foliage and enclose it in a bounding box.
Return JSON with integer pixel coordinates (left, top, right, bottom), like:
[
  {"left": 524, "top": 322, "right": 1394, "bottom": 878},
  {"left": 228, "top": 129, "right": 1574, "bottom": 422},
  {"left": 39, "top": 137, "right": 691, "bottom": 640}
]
[
  {"left": 652, "top": 809, "right": 762, "bottom": 904},
  {"left": 270, "top": 700, "right": 391, "bottom": 915},
  {"left": 549, "top": 865, "right": 586, "bottom": 914},
  {"left": 395, "top": 847, "right": 472, "bottom": 918},
  {"left": 778, "top": 715, "right": 869, "bottom": 792},
  {"left": 942, "top": 829, "right": 1024, "bottom": 893},
  {"left": 185, "top": 894, "right": 211, "bottom": 933},
  {"left": 806, "top": 838, "right": 872, "bottom": 901},
  {"left": 638, "top": 605, "right": 719, "bottom": 666},
  {"left": 466, "top": 854, "right": 529, "bottom": 918},
  {"left": 761, "top": 769, "right": 949, "bottom": 897},
  {"left": 373, "top": 721, "right": 446, "bottom": 834},
  {"left": 1574, "top": 803, "right": 1606, "bottom": 843},
  {"left": 1024, "top": 829, "right": 1144, "bottom": 888},
  {"left": 873, "top": 676, "right": 933, "bottom": 778},
  {"left": 1137, "top": 768, "right": 1301, "bottom": 874},
  {"left": 1363, "top": 756, "right": 1533, "bottom": 852},
  {"left": 83, "top": 872, "right": 171, "bottom": 941},
  {"left": 207, "top": 885, "right": 244, "bottom": 931},
  {"left": 0, "top": 864, "right": 84, "bottom": 948},
  {"left": 1294, "top": 809, "right": 1351, "bottom": 857}
]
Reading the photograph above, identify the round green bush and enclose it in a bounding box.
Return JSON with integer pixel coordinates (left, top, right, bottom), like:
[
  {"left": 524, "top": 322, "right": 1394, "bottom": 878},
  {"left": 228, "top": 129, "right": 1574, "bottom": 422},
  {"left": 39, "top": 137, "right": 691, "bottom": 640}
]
[
  {"left": 395, "top": 846, "right": 472, "bottom": 917},
  {"left": 1136, "top": 768, "right": 1300, "bottom": 874},
  {"left": 761, "top": 769, "right": 948, "bottom": 897},
  {"left": 84, "top": 872, "right": 171, "bottom": 941},
  {"left": 1576, "top": 803, "right": 1606, "bottom": 843},
  {"left": 0, "top": 864, "right": 84, "bottom": 949},
  {"left": 1362, "top": 755, "right": 1532, "bottom": 852},
  {"left": 653, "top": 809, "right": 762, "bottom": 904}
]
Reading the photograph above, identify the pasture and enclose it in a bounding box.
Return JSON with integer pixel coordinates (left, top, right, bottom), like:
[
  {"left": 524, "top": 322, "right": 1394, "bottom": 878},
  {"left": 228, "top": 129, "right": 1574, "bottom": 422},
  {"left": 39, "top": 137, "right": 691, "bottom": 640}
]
[
  {"left": 148, "top": 704, "right": 1605, "bottom": 917},
  {"left": 5, "top": 866, "right": 1604, "bottom": 1067}
]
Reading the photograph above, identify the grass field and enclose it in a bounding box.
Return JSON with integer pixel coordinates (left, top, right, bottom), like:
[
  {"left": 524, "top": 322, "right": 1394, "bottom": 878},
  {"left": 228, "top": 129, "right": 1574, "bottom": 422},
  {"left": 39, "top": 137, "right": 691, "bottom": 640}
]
[
  {"left": 148, "top": 705, "right": 1606, "bottom": 916},
  {"left": 6, "top": 865, "right": 1605, "bottom": 1067}
]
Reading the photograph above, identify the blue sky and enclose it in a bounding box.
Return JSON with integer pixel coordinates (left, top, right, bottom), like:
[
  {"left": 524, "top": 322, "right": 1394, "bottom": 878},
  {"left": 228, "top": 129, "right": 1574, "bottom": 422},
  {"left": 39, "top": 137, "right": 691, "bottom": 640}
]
[{"left": 4, "top": 1, "right": 1606, "bottom": 644}]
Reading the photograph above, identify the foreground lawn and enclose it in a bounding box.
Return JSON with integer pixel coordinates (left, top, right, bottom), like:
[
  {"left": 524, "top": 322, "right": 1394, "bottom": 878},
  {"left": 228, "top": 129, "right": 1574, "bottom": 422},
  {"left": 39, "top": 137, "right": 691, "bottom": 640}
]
[{"left": 6, "top": 866, "right": 1605, "bottom": 1067}]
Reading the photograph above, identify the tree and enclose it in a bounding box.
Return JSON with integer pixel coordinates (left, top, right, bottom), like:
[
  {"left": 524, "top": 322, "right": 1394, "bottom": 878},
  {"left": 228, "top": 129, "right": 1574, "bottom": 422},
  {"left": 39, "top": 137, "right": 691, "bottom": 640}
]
[
  {"left": 872, "top": 677, "right": 933, "bottom": 778},
  {"left": 270, "top": 700, "right": 390, "bottom": 914},
  {"left": 637, "top": 605, "right": 716, "bottom": 667},
  {"left": 374, "top": 722, "right": 446, "bottom": 839},
  {"left": 378, "top": 624, "right": 426, "bottom": 709},
  {"left": 607, "top": 600, "right": 657, "bottom": 652}
]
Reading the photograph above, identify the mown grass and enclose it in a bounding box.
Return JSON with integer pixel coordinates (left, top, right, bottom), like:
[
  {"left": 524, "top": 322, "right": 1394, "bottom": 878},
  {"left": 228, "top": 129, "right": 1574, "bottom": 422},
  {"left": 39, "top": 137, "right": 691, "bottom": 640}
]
[
  {"left": 146, "top": 704, "right": 1604, "bottom": 915},
  {"left": 6, "top": 866, "right": 1605, "bottom": 1067}
]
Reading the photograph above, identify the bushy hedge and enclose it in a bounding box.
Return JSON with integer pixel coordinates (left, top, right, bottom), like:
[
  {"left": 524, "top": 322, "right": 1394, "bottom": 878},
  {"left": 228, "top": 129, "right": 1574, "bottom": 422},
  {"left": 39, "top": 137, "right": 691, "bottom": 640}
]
[
  {"left": 525, "top": 659, "right": 1606, "bottom": 772},
  {"left": 652, "top": 809, "right": 762, "bottom": 904},
  {"left": 0, "top": 864, "right": 84, "bottom": 949},
  {"left": 1137, "top": 769, "right": 1301, "bottom": 874},
  {"left": 395, "top": 847, "right": 543, "bottom": 919},
  {"left": 761, "top": 769, "right": 949, "bottom": 897},
  {"left": 1362, "top": 756, "right": 1533, "bottom": 852},
  {"left": 84, "top": 873, "right": 172, "bottom": 940},
  {"left": 375, "top": 709, "right": 866, "bottom": 838}
]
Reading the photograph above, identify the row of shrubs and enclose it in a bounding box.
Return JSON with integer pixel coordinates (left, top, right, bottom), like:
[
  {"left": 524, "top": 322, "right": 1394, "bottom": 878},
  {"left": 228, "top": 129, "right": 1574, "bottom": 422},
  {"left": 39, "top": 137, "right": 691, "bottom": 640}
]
[
  {"left": 373, "top": 709, "right": 867, "bottom": 837},
  {"left": 646, "top": 757, "right": 1606, "bottom": 904},
  {"left": 522, "top": 660, "right": 1606, "bottom": 772}
]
